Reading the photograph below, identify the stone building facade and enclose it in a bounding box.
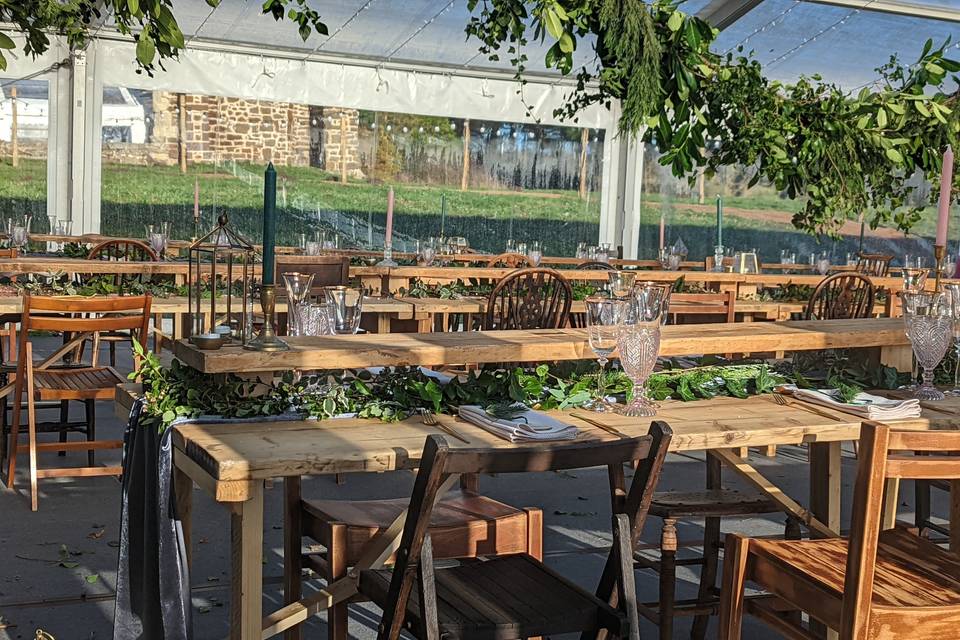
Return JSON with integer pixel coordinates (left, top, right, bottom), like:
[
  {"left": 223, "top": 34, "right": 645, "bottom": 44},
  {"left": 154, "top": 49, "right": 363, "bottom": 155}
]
[{"left": 97, "top": 91, "right": 363, "bottom": 175}]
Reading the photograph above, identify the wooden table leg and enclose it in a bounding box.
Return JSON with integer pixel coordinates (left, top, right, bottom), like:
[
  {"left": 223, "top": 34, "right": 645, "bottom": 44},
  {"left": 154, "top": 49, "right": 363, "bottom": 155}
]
[
  {"left": 231, "top": 481, "right": 264, "bottom": 640},
  {"left": 809, "top": 441, "right": 841, "bottom": 640},
  {"left": 284, "top": 476, "right": 303, "bottom": 640},
  {"left": 173, "top": 464, "right": 194, "bottom": 568}
]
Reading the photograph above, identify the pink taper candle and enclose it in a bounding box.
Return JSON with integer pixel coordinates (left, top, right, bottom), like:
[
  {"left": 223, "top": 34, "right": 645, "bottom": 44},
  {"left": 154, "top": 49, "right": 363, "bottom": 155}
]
[
  {"left": 659, "top": 212, "right": 665, "bottom": 251},
  {"left": 937, "top": 145, "right": 954, "bottom": 247},
  {"left": 193, "top": 177, "right": 200, "bottom": 219},
  {"left": 385, "top": 187, "right": 394, "bottom": 247}
]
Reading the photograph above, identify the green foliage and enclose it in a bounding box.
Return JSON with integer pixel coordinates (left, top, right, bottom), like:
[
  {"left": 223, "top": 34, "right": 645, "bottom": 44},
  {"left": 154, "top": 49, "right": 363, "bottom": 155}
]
[
  {"left": 1, "top": 0, "right": 328, "bottom": 75},
  {"left": 466, "top": 1, "right": 959, "bottom": 237}
]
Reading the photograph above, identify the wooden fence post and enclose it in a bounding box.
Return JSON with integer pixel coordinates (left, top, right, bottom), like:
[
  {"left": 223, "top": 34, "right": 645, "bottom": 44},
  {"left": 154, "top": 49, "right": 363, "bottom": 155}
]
[
  {"left": 578, "top": 128, "right": 589, "bottom": 200},
  {"left": 460, "top": 119, "right": 470, "bottom": 191},
  {"left": 10, "top": 86, "right": 18, "bottom": 168}
]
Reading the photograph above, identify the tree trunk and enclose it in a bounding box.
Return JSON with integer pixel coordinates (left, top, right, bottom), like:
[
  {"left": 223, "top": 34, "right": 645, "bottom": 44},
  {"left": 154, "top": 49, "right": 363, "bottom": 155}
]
[
  {"left": 10, "top": 86, "right": 18, "bottom": 168},
  {"left": 460, "top": 119, "right": 471, "bottom": 191},
  {"left": 178, "top": 93, "right": 187, "bottom": 174},
  {"left": 578, "top": 128, "right": 589, "bottom": 200},
  {"left": 697, "top": 168, "right": 705, "bottom": 204}
]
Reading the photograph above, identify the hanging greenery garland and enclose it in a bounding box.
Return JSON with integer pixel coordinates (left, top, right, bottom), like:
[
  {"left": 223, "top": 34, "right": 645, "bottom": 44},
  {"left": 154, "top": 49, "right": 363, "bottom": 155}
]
[{"left": 466, "top": 0, "right": 959, "bottom": 238}]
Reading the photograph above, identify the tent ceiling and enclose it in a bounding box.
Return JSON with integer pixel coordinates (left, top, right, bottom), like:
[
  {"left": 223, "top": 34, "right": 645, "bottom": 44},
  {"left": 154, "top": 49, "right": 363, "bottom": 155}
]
[
  {"left": 164, "top": 0, "right": 598, "bottom": 75},
  {"left": 96, "top": 0, "right": 958, "bottom": 91}
]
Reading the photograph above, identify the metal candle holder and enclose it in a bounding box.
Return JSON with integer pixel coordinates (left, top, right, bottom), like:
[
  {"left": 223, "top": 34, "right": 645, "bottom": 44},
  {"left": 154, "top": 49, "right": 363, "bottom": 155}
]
[
  {"left": 934, "top": 244, "right": 946, "bottom": 292},
  {"left": 245, "top": 284, "right": 289, "bottom": 351}
]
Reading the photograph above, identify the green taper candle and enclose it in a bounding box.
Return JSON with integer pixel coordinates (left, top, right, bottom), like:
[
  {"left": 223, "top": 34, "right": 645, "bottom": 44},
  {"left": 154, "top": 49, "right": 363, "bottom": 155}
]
[
  {"left": 716, "top": 195, "right": 723, "bottom": 247},
  {"left": 262, "top": 163, "right": 277, "bottom": 285}
]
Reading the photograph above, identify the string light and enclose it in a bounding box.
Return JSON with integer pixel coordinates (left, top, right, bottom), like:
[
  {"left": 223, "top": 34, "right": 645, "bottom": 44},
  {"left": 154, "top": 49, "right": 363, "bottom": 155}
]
[
  {"left": 765, "top": 0, "right": 878, "bottom": 70},
  {"left": 380, "top": 0, "right": 457, "bottom": 65},
  {"left": 723, "top": 0, "right": 801, "bottom": 55},
  {"left": 299, "top": 0, "right": 382, "bottom": 62}
]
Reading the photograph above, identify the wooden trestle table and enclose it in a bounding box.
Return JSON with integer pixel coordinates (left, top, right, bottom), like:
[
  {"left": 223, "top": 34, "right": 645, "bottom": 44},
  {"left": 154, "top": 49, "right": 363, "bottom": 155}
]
[{"left": 154, "top": 317, "right": 920, "bottom": 639}]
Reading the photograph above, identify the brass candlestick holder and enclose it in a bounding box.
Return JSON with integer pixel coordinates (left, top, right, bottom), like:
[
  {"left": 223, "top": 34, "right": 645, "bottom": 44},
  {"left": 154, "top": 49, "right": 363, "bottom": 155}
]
[
  {"left": 935, "top": 244, "right": 946, "bottom": 292},
  {"left": 244, "top": 284, "right": 289, "bottom": 351}
]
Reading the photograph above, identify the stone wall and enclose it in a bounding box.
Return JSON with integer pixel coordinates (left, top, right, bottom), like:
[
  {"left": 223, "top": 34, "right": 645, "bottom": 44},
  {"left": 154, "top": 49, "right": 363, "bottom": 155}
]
[
  {"left": 99, "top": 92, "right": 364, "bottom": 175},
  {"left": 149, "top": 92, "right": 313, "bottom": 167}
]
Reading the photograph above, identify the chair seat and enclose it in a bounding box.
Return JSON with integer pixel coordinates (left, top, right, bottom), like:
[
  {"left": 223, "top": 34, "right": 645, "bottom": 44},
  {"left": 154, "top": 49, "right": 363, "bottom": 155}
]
[
  {"left": 650, "top": 490, "right": 780, "bottom": 518},
  {"left": 303, "top": 491, "right": 532, "bottom": 564},
  {"left": 33, "top": 366, "right": 125, "bottom": 401},
  {"left": 751, "top": 527, "right": 960, "bottom": 609},
  {"left": 359, "top": 554, "right": 626, "bottom": 640}
]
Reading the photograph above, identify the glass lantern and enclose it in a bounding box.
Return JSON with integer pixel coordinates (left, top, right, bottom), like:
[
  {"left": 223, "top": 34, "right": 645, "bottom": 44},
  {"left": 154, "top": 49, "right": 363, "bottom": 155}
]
[{"left": 187, "top": 213, "right": 256, "bottom": 344}]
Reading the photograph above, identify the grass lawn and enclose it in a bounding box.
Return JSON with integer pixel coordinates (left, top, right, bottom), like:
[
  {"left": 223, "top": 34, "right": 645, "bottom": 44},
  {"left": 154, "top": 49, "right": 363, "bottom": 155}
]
[{"left": 1, "top": 157, "right": 943, "bottom": 259}]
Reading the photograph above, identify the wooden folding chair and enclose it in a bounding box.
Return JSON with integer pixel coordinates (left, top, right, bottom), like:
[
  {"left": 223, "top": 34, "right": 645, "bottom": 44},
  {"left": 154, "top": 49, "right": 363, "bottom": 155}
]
[
  {"left": 6, "top": 294, "right": 152, "bottom": 511},
  {"left": 720, "top": 421, "right": 960, "bottom": 639},
  {"left": 358, "top": 423, "right": 673, "bottom": 640}
]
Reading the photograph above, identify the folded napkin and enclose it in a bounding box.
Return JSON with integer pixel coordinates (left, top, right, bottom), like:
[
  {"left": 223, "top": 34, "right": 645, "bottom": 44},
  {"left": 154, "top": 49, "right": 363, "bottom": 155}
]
[
  {"left": 457, "top": 405, "right": 580, "bottom": 442},
  {"left": 778, "top": 385, "right": 921, "bottom": 420}
]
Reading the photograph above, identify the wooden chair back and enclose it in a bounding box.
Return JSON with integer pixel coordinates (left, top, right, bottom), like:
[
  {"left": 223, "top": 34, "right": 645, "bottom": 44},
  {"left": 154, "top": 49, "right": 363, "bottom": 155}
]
[
  {"left": 803, "top": 272, "right": 875, "bottom": 320},
  {"left": 277, "top": 255, "right": 350, "bottom": 292},
  {"left": 18, "top": 294, "right": 152, "bottom": 368},
  {"left": 486, "top": 252, "right": 534, "bottom": 268},
  {"left": 856, "top": 253, "right": 894, "bottom": 278},
  {"left": 576, "top": 261, "right": 617, "bottom": 271},
  {"left": 85, "top": 239, "right": 159, "bottom": 294},
  {"left": 376, "top": 423, "right": 673, "bottom": 640},
  {"left": 484, "top": 267, "right": 573, "bottom": 330},
  {"left": 841, "top": 422, "right": 960, "bottom": 637},
  {"left": 669, "top": 291, "right": 736, "bottom": 323}
]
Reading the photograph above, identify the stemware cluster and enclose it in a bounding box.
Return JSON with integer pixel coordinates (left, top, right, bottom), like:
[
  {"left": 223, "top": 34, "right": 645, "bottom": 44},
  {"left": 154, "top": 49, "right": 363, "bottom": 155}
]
[
  {"left": 282, "top": 274, "right": 366, "bottom": 337},
  {"left": 584, "top": 272, "right": 668, "bottom": 417}
]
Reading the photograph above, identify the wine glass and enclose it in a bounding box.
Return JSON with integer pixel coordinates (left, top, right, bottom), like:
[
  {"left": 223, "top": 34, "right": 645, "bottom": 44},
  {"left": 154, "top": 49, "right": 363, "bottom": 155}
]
[
  {"left": 298, "top": 301, "right": 335, "bottom": 336},
  {"left": 607, "top": 271, "right": 636, "bottom": 299},
  {"left": 616, "top": 284, "right": 667, "bottom": 416},
  {"left": 283, "top": 272, "right": 316, "bottom": 336},
  {"left": 324, "top": 286, "right": 364, "bottom": 334},
  {"left": 904, "top": 291, "right": 951, "bottom": 401},
  {"left": 584, "top": 296, "right": 627, "bottom": 412}
]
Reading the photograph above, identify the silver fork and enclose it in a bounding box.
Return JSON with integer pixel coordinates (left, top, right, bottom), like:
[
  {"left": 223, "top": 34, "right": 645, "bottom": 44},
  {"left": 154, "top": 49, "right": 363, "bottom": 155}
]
[
  {"left": 419, "top": 409, "right": 470, "bottom": 443},
  {"left": 773, "top": 392, "right": 842, "bottom": 421}
]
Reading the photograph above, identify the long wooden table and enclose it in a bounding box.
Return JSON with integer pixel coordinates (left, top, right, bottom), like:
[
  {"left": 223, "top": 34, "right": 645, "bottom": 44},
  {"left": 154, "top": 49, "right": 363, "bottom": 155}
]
[
  {"left": 172, "top": 317, "right": 913, "bottom": 374},
  {"left": 144, "top": 389, "right": 960, "bottom": 640}
]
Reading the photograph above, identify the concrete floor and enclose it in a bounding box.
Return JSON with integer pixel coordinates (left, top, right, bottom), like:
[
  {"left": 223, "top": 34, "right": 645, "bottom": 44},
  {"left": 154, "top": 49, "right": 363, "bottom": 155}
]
[{"left": 0, "top": 342, "right": 948, "bottom": 640}]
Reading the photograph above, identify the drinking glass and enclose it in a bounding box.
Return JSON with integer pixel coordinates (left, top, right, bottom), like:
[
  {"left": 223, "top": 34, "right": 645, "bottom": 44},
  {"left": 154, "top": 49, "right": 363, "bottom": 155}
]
[
  {"left": 305, "top": 241, "right": 321, "bottom": 256},
  {"left": 10, "top": 226, "right": 27, "bottom": 250},
  {"left": 576, "top": 242, "right": 588, "bottom": 260},
  {"left": 584, "top": 297, "right": 627, "bottom": 412},
  {"left": 615, "top": 284, "right": 667, "bottom": 416},
  {"left": 943, "top": 254, "right": 956, "bottom": 280},
  {"left": 21, "top": 215, "right": 32, "bottom": 233},
  {"left": 324, "top": 286, "right": 364, "bottom": 334},
  {"left": 816, "top": 251, "right": 831, "bottom": 275},
  {"left": 298, "top": 302, "right": 334, "bottom": 336},
  {"left": 506, "top": 239, "right": 516, "bottom": 253},
  {"left": 527, "top": 241, "right": 543, "bottom": 266},
  {"left": 283, "top": 272, "right": 316, "bottom": 336},
  {"left": 607, "top": 271, "right": 636, "bottom": 299},
  {"left": 902, "top": 266, "right": 929, "bottom": 294},
  {"left": 946, "top": 284, "right": 960, "bottom": 395},
  {"left": 667, "top": 253, "right": 681, "bottom": 270},
  {"left": 515, "top": 242, "right": 527, "bottom": 257},
  {"left": 298, "top": 233, "right": 307, "bottom": 251},
  {"left": 904, "top": 291, "right": 951, "bottom": 401}
]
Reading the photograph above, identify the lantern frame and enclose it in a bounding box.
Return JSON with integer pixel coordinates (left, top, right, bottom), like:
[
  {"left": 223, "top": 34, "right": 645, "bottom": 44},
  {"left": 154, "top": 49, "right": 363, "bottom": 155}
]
[{"left": 187, "top": 213, "right": 256, "bottom": 343}]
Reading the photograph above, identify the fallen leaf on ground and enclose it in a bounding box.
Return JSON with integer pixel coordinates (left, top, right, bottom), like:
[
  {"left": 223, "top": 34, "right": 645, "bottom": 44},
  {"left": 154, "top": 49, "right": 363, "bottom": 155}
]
[
  {"left": 88, "top": 529, "right": 106, "bottom": 540},
  {"left": 85, "top": 574, "right": 100, "bottom": 584}
]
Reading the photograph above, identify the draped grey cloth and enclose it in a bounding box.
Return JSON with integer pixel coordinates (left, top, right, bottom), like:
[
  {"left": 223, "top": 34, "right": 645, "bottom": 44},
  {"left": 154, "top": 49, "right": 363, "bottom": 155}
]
[{"left": 113, "top": 400, "right": 192, "bottom": 640}]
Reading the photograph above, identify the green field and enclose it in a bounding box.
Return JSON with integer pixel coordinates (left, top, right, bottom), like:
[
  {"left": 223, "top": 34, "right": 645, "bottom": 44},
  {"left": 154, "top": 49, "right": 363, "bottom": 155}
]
[{"left": 0, "top": 157, "right": 941, "bottom": 260}]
